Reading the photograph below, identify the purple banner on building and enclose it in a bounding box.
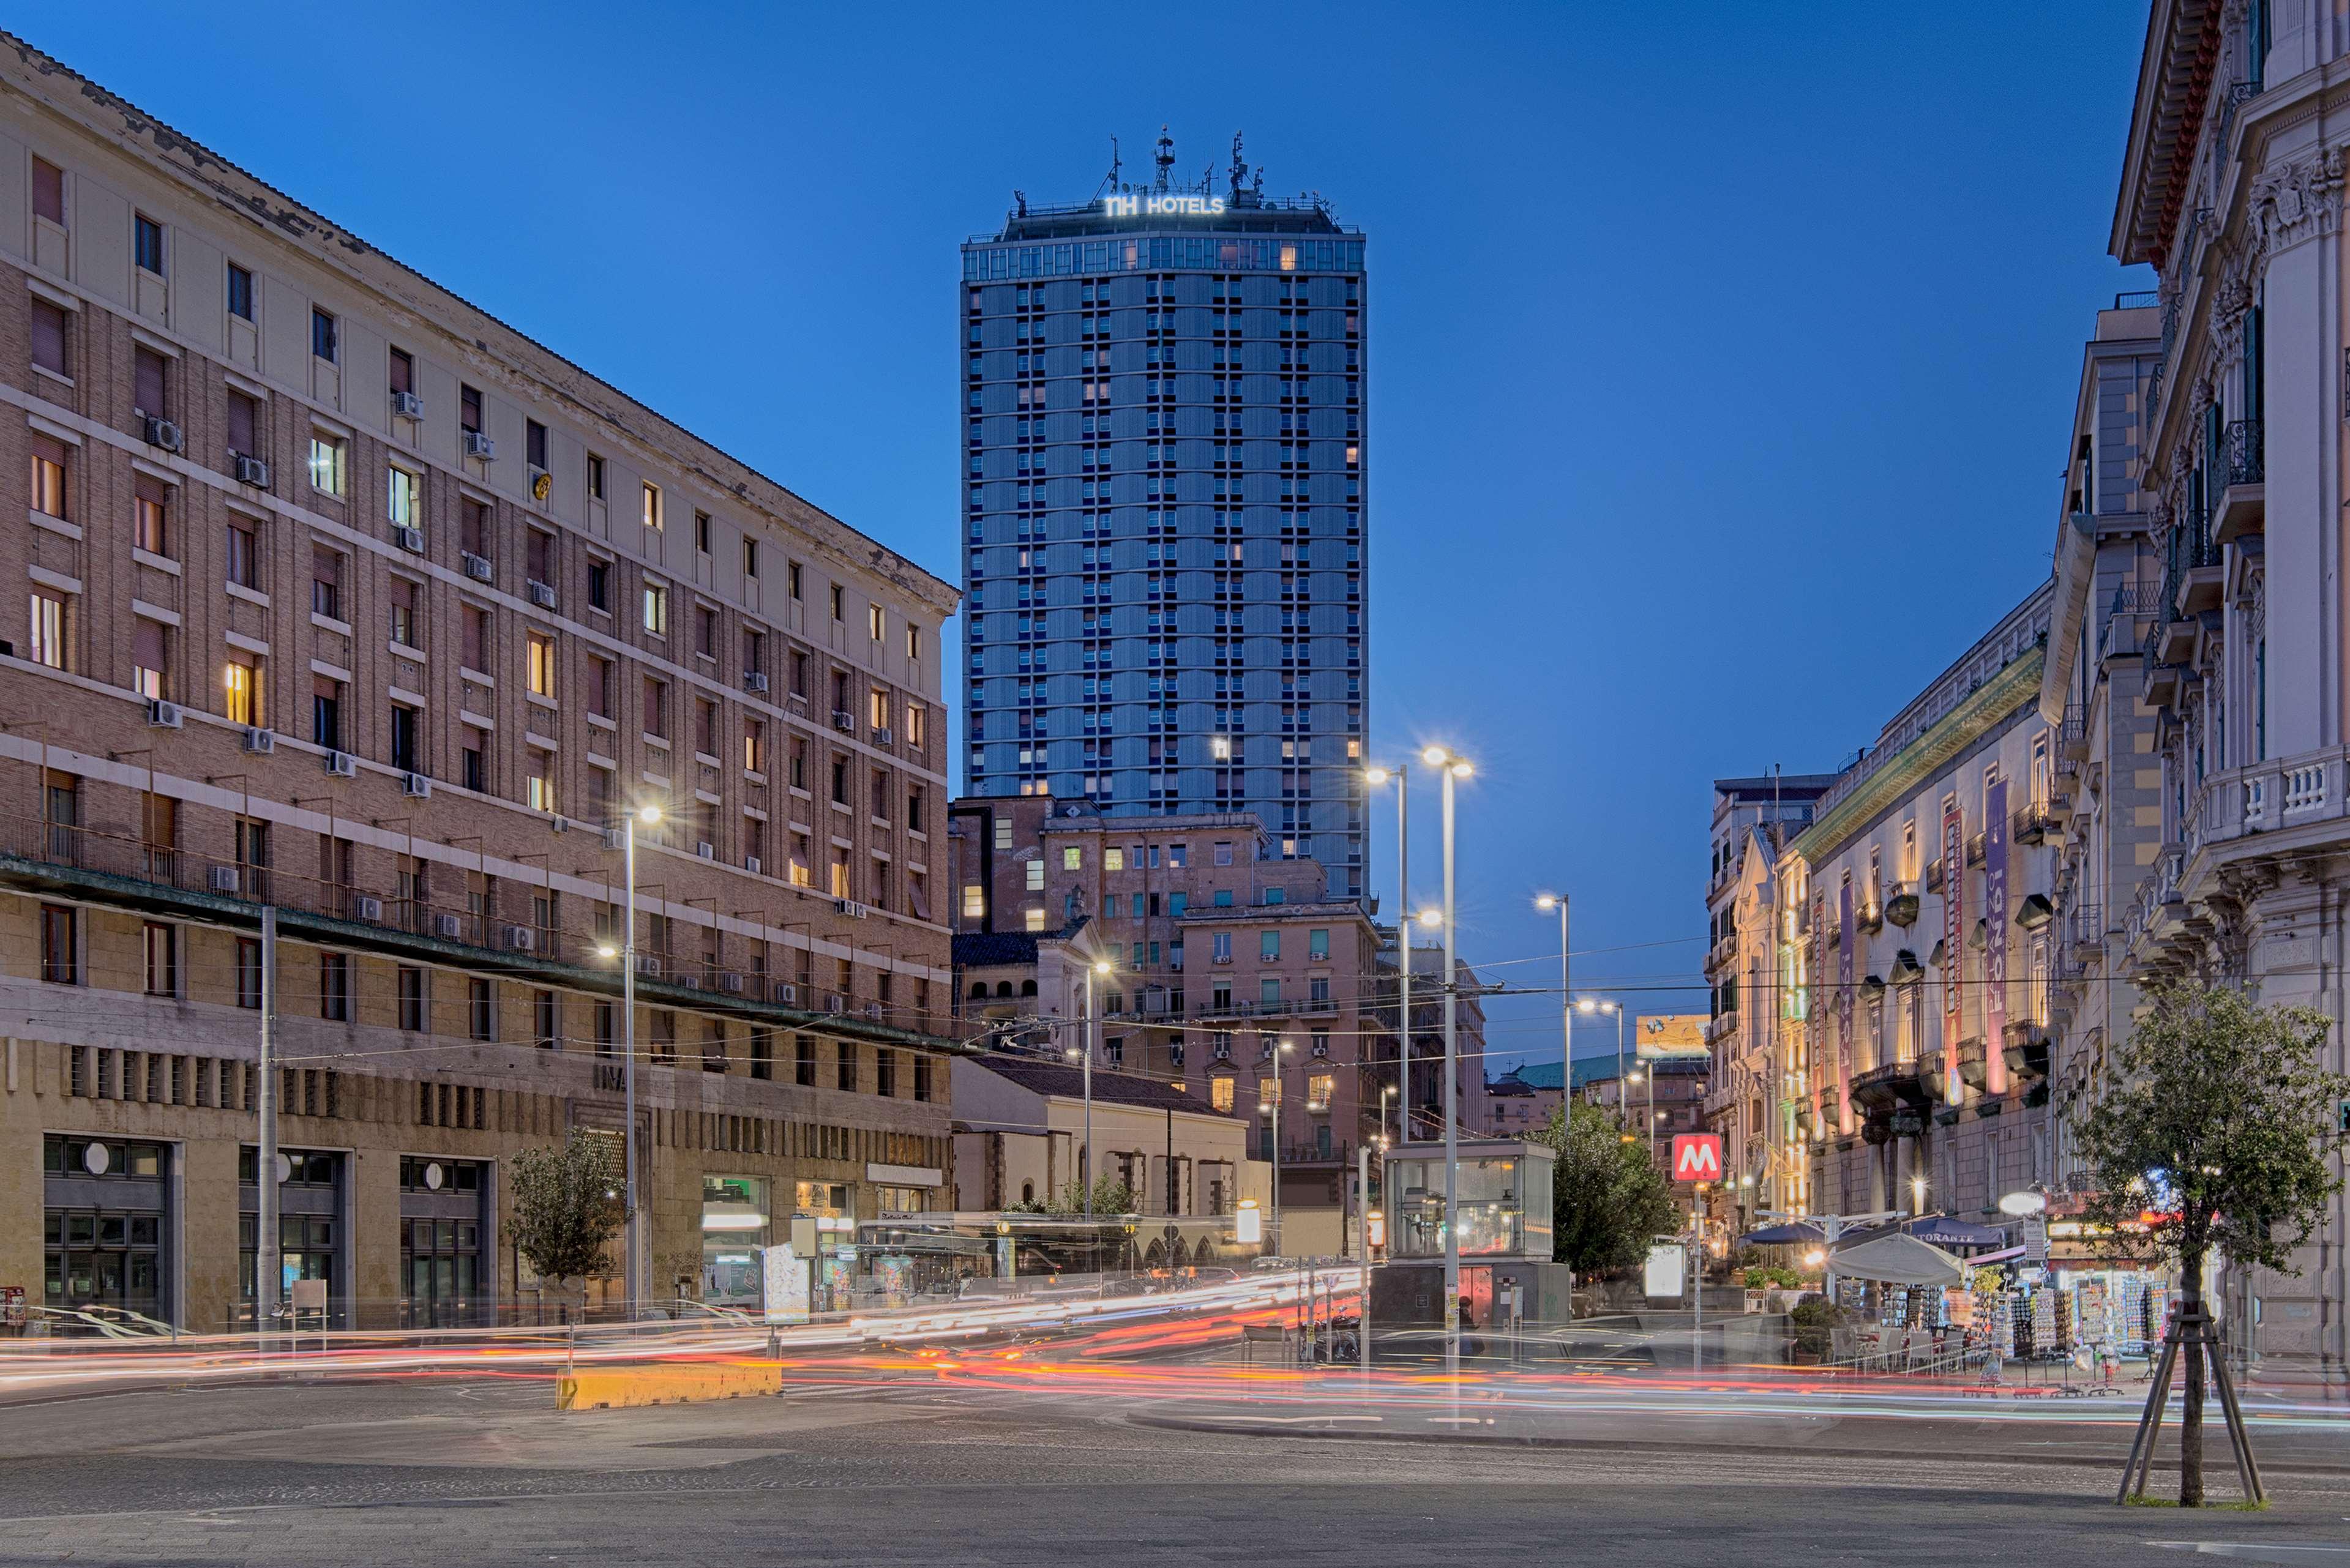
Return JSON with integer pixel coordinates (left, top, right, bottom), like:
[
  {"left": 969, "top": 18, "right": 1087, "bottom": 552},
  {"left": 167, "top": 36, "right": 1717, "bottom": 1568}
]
[
  {"left": 1984, "top": 774, "right": 2009, "bottom": 1098},
  {"left": 1807, "top": 887, "right": 1825, "bottom": 1132},
  {"left": 1836, "top": 880, "right": 1855, "bottom": 1135},
  {"left": 1941, "top": 795, "right": 1965, "bottom": 1108}
]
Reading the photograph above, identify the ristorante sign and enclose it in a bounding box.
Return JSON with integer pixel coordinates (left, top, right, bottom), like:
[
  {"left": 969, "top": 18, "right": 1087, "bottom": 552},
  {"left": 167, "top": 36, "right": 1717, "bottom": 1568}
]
[{"left": 1101, "top": 193, "right": 1227, "bottom": 217}]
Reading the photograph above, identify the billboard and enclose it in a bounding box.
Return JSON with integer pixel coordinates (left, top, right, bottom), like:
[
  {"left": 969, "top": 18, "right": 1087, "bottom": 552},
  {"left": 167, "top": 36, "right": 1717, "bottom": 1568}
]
[{"left": 1634, "top": 1014, "right": 1709, "bottom": 1059}]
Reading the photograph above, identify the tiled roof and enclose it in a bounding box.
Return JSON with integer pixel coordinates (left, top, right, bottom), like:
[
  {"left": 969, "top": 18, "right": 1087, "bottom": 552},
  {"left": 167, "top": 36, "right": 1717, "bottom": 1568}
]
[{"left": 970, "top": 1054, "right": 1236, "bottom": 1117}]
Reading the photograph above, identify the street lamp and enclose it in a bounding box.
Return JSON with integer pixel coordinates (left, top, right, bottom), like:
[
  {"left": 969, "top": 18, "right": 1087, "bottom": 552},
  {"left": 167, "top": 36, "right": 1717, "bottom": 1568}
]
[
  {"left": 1261, "top": 1038, "right": 1297, "bottom": 1252},
  {"left": 1910, "top": 1173, "right": 1928, "bottom": 1220},
  {"left": 1534, "top": 894, "right": 1570, "bottom": 1127},
  {"left": 1419, "top": 743, "right": 1471, "bottom": 1375},
  {"left": 593, "top": 801, "right": 661, "bottom": 1320},
  {"left": 1381, "top": 1085, "right": 1396, "bottom": 1148},
  {"left": 1082, "top": 958, "right": 1112, "bottom": 1219},
  {"left": 1365, "top": 763, "right": 1410, "bottom": 1152},
  {"left": 1579, "top": 996, "right": 1625, "bottom": 1129}
]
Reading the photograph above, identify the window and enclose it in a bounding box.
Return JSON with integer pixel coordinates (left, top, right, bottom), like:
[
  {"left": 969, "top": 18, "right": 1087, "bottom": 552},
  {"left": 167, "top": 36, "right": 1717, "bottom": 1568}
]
[
  {"left": 390, "top": 704, "right": 419, "bottom": 772},
  {"left": 962, "top": 884, "right": 986, "bottom": 920},
  {"left": 643, "top": 677, "right": 667, "bottom": 739},
  {"left": 460, "top": 383, "right": 483, "bottom": 434},
  {"left": 28, "top": 590, "right": 65, "bottom": 670},
  {"left": 32, "top": 157, "right": 64, "bottom": 225},
  {"left": 29, "top": 299, "right": 68, "bottom": 377},
  {"left": 837, "top": 1040, "right": 857, "bottom": 1092},
  {"left": 586, "top": 454, "right": 605, "bottom": 500},
  {"left": 642, "top": 481, "right": 662, "bottom": 532},
  {"left": 869, "top": 685, "right": 888, "bottom": 731},
  {"left": 744, "top": 717, "right": 766, "bottom": 773},
  {"left": 693, "top": 511, "right": 711, "bottom": 555},
  {"left": 308, "top": 430, "right": 347, "bottom": 496},
  {"left": 1213, "top": 843, "right": 1234, "bottom": 867},
  {"left": 695, "top": 603, "right": 717, "bottom": 659},
  {"left": 1309, "top": 928, "right": 1330, "bottom": 960},
  {"left": 312, "top": 546, "right": 343, "bottom": 620},
  {"left": 140, "top": 921, "right": 175, "bottom": 991},
  {"left": 29, "top": 434, "right": 66, "bottom": 518},
  {"left": 1260, "top": 930, "right": 1280, "bottom": 960},
  {"left": 133, "top": 475, "right": 169, "bottom": 555},
  {"left": 320, "top": 952, "right": 350, "bottom": 1021},
  {"left": 1213, "top": 931, "right": 1233, "bottom": 963},
  {"left": 526, "top": 419, "right": 547, "bottom": 471},
  {"left": 387, "top": 466, "right": 419, "bottom": 528},
  {"left": 867, "top": 603, "right": 885, "bottom": 641},
  {"left": 388, "top": 346, "right": 414, "bottom": 400},
  {"left": 905, "top": 703, "right": 928, "bottom": 749},
  {"left": 311, "top": 675, "right": 342, "bottom": 750},
  {"left": 695, "top": 699, "right": 719, "bottom": 758},
  {"left": 398, "top": 966, "right": 427, "bottom": 1032},
  {"left": 525, "top": 750, "right": 555, "bottom": 813},
  {"left": 236, "top": 938, "right": 262, "bottom": 1009},
  {"left": 1211, "top": 1078, "right": 1236, "bottom": 1113},
  {"left": 788, "top": 561, "right": 804, "bottom": 600},
  {"left": 534, "top": 989, "right": 558, "bottom": 1049},
  {"left": 587, "top": 558, "right": 611, "bottom": 611},
  {"left": 526, "top": 528, "right": 552, "bottom": 584},
  {"left": 131, "top": 618, "right": 166, "bottom": 700},
  {"left": 1025, "top": 860, "right": 1045, "bottom": 892},
  {"left": 1062, "top": 846, "right": 1082, "bottom": 870},
  {"left": 526, "top": 633, "right": 556, "bottom": 699},
  {"left": 128, "top": 211, "right": 169, "bottom": 280},
  {"left": 389, "top": 576, "right": 420, "bottom": 647},
  {"left": 830, "top": 584, "right": 845, "bottom": 621},
  {"left": 225, "top": 263, "right": 253, "bottom": 321},
  {"left": 468, "top": 978, "right": 495, "bottom": 1042},
  {"left": 795, "top": 1034, "right": 817, "bottom": 1086},
  {"left": 40, "top": 904, "right": 77, "bottom": 985},
  {"left": 743, "top": 537, "right": 760, "bottom": 580},
  {"left": 462, "top": 726, "right": 487, "bottom": 793},
  {"left": 643, "top": 581, "right": 668, "bottom": 635},
  {"left": 312, "top": 308, "right": 339, "bottom": 363},
  {"left": 906, "top": 623, "right": 923, "bottom": 662},
  {"left": 223, "top": 655, "right": 259, "bottom": 725},
  {"left": 134, "top": 346, "right": 168, "bottom": 418}
]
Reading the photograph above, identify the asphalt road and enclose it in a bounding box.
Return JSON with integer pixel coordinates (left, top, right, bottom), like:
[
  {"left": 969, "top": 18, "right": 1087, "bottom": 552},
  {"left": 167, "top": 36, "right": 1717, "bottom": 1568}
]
[{"left": 1, "top": 1375, "right": 2346, "bottom": 1566}]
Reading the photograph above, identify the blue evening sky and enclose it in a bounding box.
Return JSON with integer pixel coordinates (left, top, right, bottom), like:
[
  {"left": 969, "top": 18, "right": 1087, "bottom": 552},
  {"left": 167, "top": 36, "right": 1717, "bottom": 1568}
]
[{"left": 16, "top": 2, "right": 2152, "bottom": 1075}]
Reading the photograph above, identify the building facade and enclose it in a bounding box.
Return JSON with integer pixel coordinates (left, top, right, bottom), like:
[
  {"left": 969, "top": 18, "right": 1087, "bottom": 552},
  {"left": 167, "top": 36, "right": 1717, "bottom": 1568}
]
[
  {"left": 959, "top": 133, "right": 1370, "bottom": 897},
  {"left": 0, "top": 41, "right": 962, "bottom": 1332},
  {"left": 2107, "top": 0, "right": 2350, "bottom": 1378},
  {"left": 1781, "top": 588, "right": 2062, "bottom": 1226},
  {"left": 1703, "top": 774, "right": 1833, "bottom": 1224}
]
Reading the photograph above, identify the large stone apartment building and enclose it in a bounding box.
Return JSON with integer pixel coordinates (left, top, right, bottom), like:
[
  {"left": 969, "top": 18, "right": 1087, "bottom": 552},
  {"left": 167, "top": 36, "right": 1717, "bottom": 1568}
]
[{"left": 0, "top": 39, "right": 962, "bottom": 1333}]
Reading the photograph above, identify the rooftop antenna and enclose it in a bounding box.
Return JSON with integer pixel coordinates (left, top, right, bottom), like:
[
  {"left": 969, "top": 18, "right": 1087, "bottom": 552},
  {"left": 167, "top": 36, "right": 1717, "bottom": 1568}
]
[
  {"left": 1012, "top": 189, "right": 1028, "bottom": 218},
  {"left": 1099, "top": 135, "right": 1121, "bottom": 199},
  {"left": 1154, "top": 125, "right": 1174, "bottom": 192},
  {"left": 1229, "top": 131, "right": 1248, "bottom": 199}
]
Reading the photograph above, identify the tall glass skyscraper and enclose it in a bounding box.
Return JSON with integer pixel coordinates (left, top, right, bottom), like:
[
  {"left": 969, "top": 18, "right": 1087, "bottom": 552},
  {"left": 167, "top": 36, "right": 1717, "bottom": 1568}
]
[{"left": 960, "top": 134, "right": 1369, "bottom": 896}]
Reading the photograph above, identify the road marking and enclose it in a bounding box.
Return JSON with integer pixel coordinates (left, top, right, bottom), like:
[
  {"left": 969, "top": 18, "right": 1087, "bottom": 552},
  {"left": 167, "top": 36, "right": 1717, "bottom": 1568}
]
[{"left": 2149, "top": 1546, "right": 2350, "bottom": 1562}]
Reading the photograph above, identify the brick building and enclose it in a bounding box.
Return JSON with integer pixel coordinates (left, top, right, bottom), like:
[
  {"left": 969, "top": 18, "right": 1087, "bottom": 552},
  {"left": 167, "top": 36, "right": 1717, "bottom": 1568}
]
[{"left": 0, "top": 40, "right": 962, "bottom": 1332}]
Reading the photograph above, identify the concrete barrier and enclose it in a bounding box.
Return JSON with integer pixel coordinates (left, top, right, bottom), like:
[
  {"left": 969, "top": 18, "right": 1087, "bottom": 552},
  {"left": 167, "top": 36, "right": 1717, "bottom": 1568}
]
[{"left": 556, "top": 1360, "right": 781, "bottom": 1411}]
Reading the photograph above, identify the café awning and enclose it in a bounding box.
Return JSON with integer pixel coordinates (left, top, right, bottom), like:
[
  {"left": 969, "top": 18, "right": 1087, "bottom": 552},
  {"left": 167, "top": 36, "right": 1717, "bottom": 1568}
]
[
  {"left": 1739, "top": 1222, "right": 1826, "bottom": 1247},
  {"left": 1829, "top": 1231, "right": 1965, "bottom": 1288}
]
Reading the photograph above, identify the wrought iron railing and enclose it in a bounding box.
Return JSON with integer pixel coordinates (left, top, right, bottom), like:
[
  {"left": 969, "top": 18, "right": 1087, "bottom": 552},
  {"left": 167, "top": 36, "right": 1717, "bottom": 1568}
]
[{"left": 2223, "top": 417, "right": 2264, "bottom": 488}]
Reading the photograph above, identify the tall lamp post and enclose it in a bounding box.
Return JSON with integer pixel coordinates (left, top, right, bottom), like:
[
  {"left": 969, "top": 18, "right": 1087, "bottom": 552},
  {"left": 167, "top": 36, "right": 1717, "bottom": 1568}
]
[
  {"left": 596, "top": 802, "right": 662, "bottom": 1321},
  {"left": 1077, "top": 958, "right": 1111, "bottom": 1218},
  {"left": 1364, "top": 764, "right": 1410, "bottom": 1144},
  {"left": 1534, "top": 894, "right": 1570, "bottom": 1119},
  {"left": 1420, "top": 744, "right": 1470, "bottom": 1375},
  {"left": 1260, "top": 1039, "right": 1296, "bottom": 1252},
  {"left": 1579, "top": 996, "right": 1624, "bottom": 1129}
]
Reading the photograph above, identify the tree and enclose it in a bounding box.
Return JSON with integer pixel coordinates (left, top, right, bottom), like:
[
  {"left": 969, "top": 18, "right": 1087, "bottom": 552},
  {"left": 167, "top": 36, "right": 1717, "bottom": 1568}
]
[
  {"left": 2068, "top": 982, "right": 2348, "bottom": 1506},
  {"left": 1535, "top": 1100, "right": 1682, "bottom": 1276},
  {"left": 507, "top": 1130, "right": 625, "bottom": 1287}
]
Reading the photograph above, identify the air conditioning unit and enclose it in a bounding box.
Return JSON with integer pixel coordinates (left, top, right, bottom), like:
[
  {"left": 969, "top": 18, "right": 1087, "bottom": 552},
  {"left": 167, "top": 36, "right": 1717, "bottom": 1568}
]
[
  {"left": 717, "top": 972, "right": 744, "bottom": 995},
  {"left": 242, "top": 727, "right": 275, "bottom": 755},
  {"left": 393, "top": 525, "right": 425, "bottom": 554},
  {"left": 352, "top": 895, "right": 384, "bottom": 922},
  {"left": 697, "top": 842, "right": 715, "bottom": 860},
  {"left": 208, "top": 865, "right": 241, "bottom": 895},
  {"left": 146, "top": 698, "right": 182, "bottom": 729},
  {"left": 599, "top": 827, "right": 623, "bottom": 851},
  {"left": 233, "top": 454, "right": 271, "bottom": 488},
  {"left": 462, "top": 430, "right": 495, "bottom": 460},
  {"left": 527, "top": 580, "right": 556, "bottom": 609},
  {"left": 742, "top": 671, "right": 769, "bottom": 694},
  {"left": 143, "top": 416, "right": 184, "bottom": 454},
  {"left": 774, "top": 982, "right": 798, "bottom": 1005},
  {"left": 432, "top": 913, "right": 462, "bottom": 939},
  {"left": 744, "top": 855, "right": 762, "bottom": 876},
  {"left": 504, "top": 925, "right": 535, "bottom": 952},
  {"left": 833, "top": 898, "right": 869, "bottom": 919},
  {"left": 550, "top": 815, "right": 569, "bottom": 833},
  {"left": 326, "top": 750, "right": 357, "bottom": 778},
  {"left": 874, "top": 726, "right": 895, "bottom": 747},
  {"left": 403, "top": 772, "right": 432, "bottom": 799},
  {"left": 831, "top": 710, "right": 855, "bottom": 733},
  {"left": 865, "top": 1002, "right": 883, "bottom": 1020},
  {"left": 825, "top": 993, "right": 846, "bottom": 1013},
  {"left": 635, "top": 954, "right": 660, "bottom": 976},
  {"left": 1213, "top": 1042, "right": 1232, "bottom": 1061},
  {"left": 461, "top": 551, "right": 493, "bottom": 582},
  {"left": 391, "top": 390, "right": 425, "bottom": 419}
]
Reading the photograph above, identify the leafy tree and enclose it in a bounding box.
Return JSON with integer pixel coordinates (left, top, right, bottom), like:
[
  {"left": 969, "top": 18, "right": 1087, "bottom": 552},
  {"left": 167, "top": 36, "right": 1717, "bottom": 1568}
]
[
  {"left": 1001, "top": 1176, "right": 1137, "bottom": 1217},
  {"left": 2069, "top": 982, "right": 2348, "bottom": 1506},
  {"left": 507, "top": 1130, "right": 625, "bottom": 1286},
  {"left": 1535, "top": 1100, "right": 1682, "bottom": 1276}
]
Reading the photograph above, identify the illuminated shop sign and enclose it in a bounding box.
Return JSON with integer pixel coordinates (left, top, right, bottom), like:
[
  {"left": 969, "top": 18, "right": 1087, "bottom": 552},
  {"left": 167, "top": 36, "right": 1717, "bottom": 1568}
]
[{"left": 1101, "top": 194, "right": 1227, "bottom": 217}]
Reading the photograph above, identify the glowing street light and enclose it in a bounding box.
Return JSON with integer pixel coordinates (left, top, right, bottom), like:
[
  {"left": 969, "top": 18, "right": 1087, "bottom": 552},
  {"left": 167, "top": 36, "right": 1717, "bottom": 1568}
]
[
  {"left": 1364, "top": 763, "right": 1411, "bottom": 1144},
  {"left": 610, "top": 801, "right": 663, "bottom": 1318}
]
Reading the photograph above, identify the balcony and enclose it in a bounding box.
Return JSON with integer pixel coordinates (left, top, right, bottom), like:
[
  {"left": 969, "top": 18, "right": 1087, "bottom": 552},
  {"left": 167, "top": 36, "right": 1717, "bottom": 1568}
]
[
  {"left": 2188, "top": 745, "right": 2350, "bottom": 859},
  {"left": 2011, "top": 798, "right": 2056, "bottom": 846},
  {"left": 2056, "top": 702, "right": 2089, "bottom": 763},
  {"left": 1882, "top": 881, "right": 1920, "bottom": 928},
  {"left": 2213, "top": 418, "right": 2264, "bottom": 545}
]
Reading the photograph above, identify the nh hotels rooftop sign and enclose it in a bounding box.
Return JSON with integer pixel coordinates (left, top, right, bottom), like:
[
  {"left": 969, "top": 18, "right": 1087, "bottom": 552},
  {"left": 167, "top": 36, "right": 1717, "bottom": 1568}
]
[{"left": 1102, "top": 194, "right": 1227, "bottom": 217}]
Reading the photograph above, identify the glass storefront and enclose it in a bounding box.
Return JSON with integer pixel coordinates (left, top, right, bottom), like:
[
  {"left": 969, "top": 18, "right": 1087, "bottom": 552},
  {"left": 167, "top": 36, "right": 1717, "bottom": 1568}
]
[
  {"left": 400, "top": 1156, "right": 487, "bottom": 1326},
  {"left": 701, "top": 1174, "right": 770, "bottom": 1306},
  {"left": 42, "top": 1135, "right": 172, "bottom": 1327},
  {"left": 239, "top": 1145, "right": 346, "bottom": 1326}
]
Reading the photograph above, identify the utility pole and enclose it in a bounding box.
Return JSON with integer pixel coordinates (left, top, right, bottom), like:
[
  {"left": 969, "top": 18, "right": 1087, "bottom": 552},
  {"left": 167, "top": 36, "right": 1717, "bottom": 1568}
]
[
  {"left": 1357, "top": 1142, "right": 1372, "bottom": 1376},
  {"left": 256, "top": 905, "right": 280, "bottom": 1337},
  {"left": 622, "top": 813, "right": 643, "bottom": 1320}
]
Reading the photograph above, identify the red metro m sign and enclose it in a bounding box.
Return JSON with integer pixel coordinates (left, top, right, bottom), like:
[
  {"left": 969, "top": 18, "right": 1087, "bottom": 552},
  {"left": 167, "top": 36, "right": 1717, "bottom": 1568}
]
[{"left": 1671, "top": 1133, "right": 1723, "bottom": 1184}]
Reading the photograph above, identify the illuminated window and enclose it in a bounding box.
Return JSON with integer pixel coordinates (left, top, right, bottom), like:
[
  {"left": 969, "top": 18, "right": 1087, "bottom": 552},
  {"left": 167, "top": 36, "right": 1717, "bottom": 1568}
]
[
  {"left": 1211, "top": 1078, "right": 1236, "bottom": 1113},
  {"left": 222, "top": 657, "right": 258, "bottom": 725},
  {"left": 642, "top": 581, "right": 668, "bottom": 635},
  {"left": 525, "top": 751, "right": 556, "bottom": 813},
  {"left": 28, "top": 591, "right": 65, "bottom": 670},
  {"left": 526, "top": 633, "right": 556, "bottom": 698},
  {"left": 905, "top": 703, "right": 927, "bottom": 749},
  {"left": 1104, "top": 848, "right": 1124, "bottom": 872},
  {"left": 642, "top": 481, "right": 662, "bottom": 531},
  {"left": 29, "top": 435, "right": 66, "bottom": 518},
  {"left": 307, "top": 430, "right": 346, "bottom": 496},
  {"left": 1025, "top": 906, "right": 1046, "bottom": 932},
  {"left": 962, "top": 884, "right": 985, "bottom": 919},
  {"left": 133, "top": 478, "right": 168, "bottom": 555},
  {"left": 387, "top": 466, "right": 419, "bottom": 527},
  {"left": 1062, "top": 846, "right": 1082, "bottom": 871},
  {"left": 868, "top": 603, "right": 885, "bottom": 642}
]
